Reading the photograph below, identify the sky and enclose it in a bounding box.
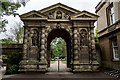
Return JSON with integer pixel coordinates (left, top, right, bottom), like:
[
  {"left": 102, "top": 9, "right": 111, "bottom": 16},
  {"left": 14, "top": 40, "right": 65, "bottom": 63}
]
[{"left": 0, "top": 0, "right": 101, "bottom": 39}]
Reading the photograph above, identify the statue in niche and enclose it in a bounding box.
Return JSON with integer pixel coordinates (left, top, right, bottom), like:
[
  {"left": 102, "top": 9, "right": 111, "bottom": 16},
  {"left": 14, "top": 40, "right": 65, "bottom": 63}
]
[
  {"left": 32, "top": 30, "right": 38, "bottom": 46},
  {"left": 56, "top": 11, "right": 62, "bottom": 19},
  {"left": 64, "top": 13, "right": 69, "bottom": 19},
  {"left": 48, "top": 12, "right": 54, "bottom": 19},
  {"left": 80, "top": 29, "right": 88, "bottom": 46}
]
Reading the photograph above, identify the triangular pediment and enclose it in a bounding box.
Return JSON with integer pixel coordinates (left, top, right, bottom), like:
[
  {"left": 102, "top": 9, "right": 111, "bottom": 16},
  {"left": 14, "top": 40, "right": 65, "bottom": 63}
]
[
  {"left": 20, "top": 10, "right": 48, "bottom": 18},
  {"left": 71, "top": 10, "right": 99, "bottom": 21},
  {"left": 77, "top": 14, "right": 92, "bottom": 18},
  {"left": 39, "top": 3, "right": 80, "bottom": 14},
  {"left": 71, "top": 10, "right": 99, "bottom": 18}
]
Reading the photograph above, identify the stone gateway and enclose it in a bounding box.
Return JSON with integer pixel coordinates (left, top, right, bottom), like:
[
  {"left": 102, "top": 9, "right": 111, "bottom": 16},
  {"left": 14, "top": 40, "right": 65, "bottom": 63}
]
[{"left": 19, "top": 3, "right": 99, "bottom": 72}]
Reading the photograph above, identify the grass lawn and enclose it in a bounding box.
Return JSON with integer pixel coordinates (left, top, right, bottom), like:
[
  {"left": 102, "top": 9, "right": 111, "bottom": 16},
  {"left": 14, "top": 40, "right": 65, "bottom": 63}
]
[
  {"left": 61, "top": 60, "right": 66, "bottom": 64},
  {"left": 50, "top": 61, "right": 55, "bottom": 64}
]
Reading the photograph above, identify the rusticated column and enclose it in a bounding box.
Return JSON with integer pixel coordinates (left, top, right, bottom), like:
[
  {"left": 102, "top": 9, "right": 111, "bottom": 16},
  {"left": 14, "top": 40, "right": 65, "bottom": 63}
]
[
  {"left": 88, "top": 23, "right": 99, "bottom": 71},
  {"left": 40, "top": 29, "right": 47, "bottom": 63},
  {"left": 19, "top": 27, "right": 31, "bottom": 71},
  {"left": 22, "top": 27, "right": 28, "bottom": 60},
  {"left": 73, "top": 28, "right": 80, "bottom": 66},
  {"left": 38, "top": 28, "right": 47, "bottom": 71},
  {"left": 90, "top": 28, "right": 99, "bottom": 70}
]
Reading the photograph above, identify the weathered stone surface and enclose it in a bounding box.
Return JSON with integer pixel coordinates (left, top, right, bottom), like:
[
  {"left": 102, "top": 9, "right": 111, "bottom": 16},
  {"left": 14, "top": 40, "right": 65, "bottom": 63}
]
[{"left": 19, "top": 3, "right": 99, "bottom": 72}]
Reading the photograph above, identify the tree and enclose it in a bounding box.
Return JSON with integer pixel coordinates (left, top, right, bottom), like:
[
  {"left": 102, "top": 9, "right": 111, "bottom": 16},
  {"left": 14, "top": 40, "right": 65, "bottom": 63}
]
[
  {"left": 6, "top": 21, "right": 24, "bottom": 43},
  {"left": 0, "top": 0, "right": 29, "bottom": 33},
  {"left": 51, "top": 38, "right": 67, "bottom": 59},
  {"left": 95, "top": 28, "right": 99, "bottom": 43},
  {"left": 0, "top": 38, "right": 16, "bottom": 44}
]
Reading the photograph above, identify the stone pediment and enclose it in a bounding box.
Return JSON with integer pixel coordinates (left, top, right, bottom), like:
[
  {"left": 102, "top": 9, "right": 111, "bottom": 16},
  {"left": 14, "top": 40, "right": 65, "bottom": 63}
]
[
  {"left": 39, "top": 3, "right": 80, "bottom": 14},
  {"left": 39, "top": 3, "right": 80, "bottom": 20},
  {"left": 77, "top": 14, "right": 92, "bottom": 18},
  {"left": 20, "top": 3, "right": 98, "bottom": 21},
  {"left": 20, "top": 10, "right": 48, "bottom": 20},
  {"left": 71, "top": 10, "right": 99, "bottom": 21}
]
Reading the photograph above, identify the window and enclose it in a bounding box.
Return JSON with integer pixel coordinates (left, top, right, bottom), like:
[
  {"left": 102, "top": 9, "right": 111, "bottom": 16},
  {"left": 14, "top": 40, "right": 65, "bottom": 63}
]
[
  {"left": 107, "top": 3, "right": 115, "bottom": 26},
  {"left": 112, "top": 38, "right": 119, "bottom": 60}
]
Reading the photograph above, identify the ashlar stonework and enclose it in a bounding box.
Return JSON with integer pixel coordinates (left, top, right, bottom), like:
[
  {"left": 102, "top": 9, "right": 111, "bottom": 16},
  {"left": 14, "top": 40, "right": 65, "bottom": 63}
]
[{"left": 19, "top": 3, "right": 99, "bottom": 72}]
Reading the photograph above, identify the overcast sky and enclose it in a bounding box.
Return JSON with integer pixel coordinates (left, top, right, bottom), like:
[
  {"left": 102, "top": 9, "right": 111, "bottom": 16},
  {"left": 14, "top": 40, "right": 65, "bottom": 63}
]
[{"left": 0, "top": 0, "right": 101, "bottom": 39}]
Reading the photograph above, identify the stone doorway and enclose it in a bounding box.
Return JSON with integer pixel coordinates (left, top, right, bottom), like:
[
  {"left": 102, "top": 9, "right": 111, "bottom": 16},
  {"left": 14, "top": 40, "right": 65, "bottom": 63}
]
[{"left": 47, "top": 29, "right": 71, "bottom": 69}]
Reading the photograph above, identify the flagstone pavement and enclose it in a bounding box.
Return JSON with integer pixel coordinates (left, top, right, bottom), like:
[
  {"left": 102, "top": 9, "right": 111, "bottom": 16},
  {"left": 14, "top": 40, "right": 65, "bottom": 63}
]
[{"left": 1, "top": 61, "right": 119, "bottom": 79}]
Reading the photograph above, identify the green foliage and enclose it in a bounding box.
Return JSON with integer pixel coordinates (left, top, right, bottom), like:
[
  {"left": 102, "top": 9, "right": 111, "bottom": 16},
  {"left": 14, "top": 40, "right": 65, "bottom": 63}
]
[
  {"left": 7, "top": 52, "right": 22, "bottom": 65},
  {"left": 51, "top": 38, "right": 67, "bottom": 59},
  {"left": 1, "top": 1, "right": 21, "bottom": 16},
  {"left": 61, "top": 60, "right": 66, "bottom": 64},
  {"left": 6, "top": 65, "right": 18, "bottom": 74},
  {"left": 6, "top": 21, "right": 24, "bottom": 44},
  {"left": 2, "top": 55, "right": 7, "bottom": 59},
  {"left": 16, "top": 27, "right": 24, "bottom": 43},
  {"left": 95, "top": 28, "right": 99, "bottom": 43},
  {"left": 0, "top": 0, "right": 21, "bottom": 33},
  {"left": 0, "top": 0, "right": 29, "bottom": 33},
  {"left": 0, "top": 38, "right": 16, "bottom": 44},
  {"left": 50, "top": 60, "right": 55, "bottom": 64},
  {"left": 5, "top": 52, "right": 23, "bottom": 74},
  {"left": 0, "top": 25, "right": 24, "bottom": 44},
  {"left": 0, "top": 19, "right": 8, "bottom": 32},
  {"left": 2, "top": 55, "right": 8, "bottom": 64}
]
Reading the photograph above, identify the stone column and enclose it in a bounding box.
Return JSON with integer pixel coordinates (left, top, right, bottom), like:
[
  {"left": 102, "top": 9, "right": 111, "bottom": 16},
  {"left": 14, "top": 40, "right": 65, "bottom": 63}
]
[
  {"left": 23, "top": 27, "right": 28, "bottom": 60},
  {"left": 19, "top": 27, "right": 30, "bottom": 71},
  {"left": 38, "top": 28, "right": 47, "bottom": 71},
  {"left": 73, "top": 28, "right": 80, "bottom": 71},
  {"left": 90, "top": 28, "right": 99, "bottom": 70}
]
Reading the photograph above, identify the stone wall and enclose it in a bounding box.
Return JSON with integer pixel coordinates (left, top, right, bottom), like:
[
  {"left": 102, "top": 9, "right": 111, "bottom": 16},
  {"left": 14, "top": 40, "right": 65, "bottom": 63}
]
[{"left": 1, "top": 44, "right": 23, "bottom": 55}]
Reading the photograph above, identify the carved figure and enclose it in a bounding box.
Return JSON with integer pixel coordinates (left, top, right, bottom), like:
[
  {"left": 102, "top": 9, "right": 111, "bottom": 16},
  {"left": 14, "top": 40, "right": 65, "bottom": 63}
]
[
  {"left": 64, "top": 13, "right": 69, "bottom": 19},
  {"left": 32, "top": 30, "right": 38, "bottom": 46},
  {"left": 80, "top": 29, "right": 87, "bottom": 46},
  {"left": 56, "top": 11, "right": 62, "bottom": 19},
  {"left": 49, "top": 13, "right": 54, "bottom": 19}
]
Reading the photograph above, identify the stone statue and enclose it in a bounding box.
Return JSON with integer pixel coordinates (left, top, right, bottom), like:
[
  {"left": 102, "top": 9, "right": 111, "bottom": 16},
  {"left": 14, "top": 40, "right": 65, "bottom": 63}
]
[
  {"left": 32, "top": 31, "right": 38, "bottom": 46},
  {"left": 80, "top": 29, "right": 87, "bottom": 46},
  {"left": 64, "top": 13, "right": 69, "bottom": 19},
  {"left": 48, "top": 13, "right": 54, "bottom": 19},
  {"left": 56, "top": 11, "right": 62, "bottom": 19}
]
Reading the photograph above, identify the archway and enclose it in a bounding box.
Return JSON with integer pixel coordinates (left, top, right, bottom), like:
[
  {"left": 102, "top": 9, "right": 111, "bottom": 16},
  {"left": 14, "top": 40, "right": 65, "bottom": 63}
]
[{"left": 47, "top": 29, "right": 71, "bottom": 69}]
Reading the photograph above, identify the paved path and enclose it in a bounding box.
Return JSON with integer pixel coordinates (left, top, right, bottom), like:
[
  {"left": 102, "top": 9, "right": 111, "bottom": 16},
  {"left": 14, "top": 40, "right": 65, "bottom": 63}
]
[
  {"left": 1, "top": 63, "right": 118, "bottom": 79},
  {"left": 47, "top": 61, "right": 69, "bottom": 72},
  {"left": 2, "top": 71, "right": 117, "bottom": 79}
]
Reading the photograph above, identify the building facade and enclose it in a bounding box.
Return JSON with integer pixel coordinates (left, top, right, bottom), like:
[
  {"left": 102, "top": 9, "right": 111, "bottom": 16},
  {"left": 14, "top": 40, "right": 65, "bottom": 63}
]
[
  {"left": 19, "top": 3, "right": 99, "bottom": 72},
  {"left": 96, "top": 0, "right": 120, "bottom": 69}
]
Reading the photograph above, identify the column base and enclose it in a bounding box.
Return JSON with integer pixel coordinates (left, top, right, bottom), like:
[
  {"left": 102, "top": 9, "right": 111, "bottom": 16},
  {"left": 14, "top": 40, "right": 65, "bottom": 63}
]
[
  {"left": 72, "top": 61, "right": 99, "bottom": 72},
  {"left": 19, "top": 60, "right": 47, "bottom": 72}
]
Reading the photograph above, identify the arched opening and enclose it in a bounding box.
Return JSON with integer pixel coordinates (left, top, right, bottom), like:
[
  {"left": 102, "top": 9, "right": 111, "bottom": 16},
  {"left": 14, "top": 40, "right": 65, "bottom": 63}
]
[
  {"left": 47, "top": 29, "right": 71, "bottom": 71},
  {"left": 50, "top": 37, "right": 67, "bottom": 60}
]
